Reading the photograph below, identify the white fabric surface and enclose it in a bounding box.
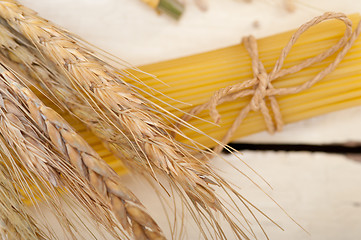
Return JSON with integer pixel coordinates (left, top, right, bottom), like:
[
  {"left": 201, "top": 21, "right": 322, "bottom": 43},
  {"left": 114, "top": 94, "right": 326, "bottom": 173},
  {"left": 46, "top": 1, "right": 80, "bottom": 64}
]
[{"left": 19, "top": 0, "right": 361, "bottom": 239}]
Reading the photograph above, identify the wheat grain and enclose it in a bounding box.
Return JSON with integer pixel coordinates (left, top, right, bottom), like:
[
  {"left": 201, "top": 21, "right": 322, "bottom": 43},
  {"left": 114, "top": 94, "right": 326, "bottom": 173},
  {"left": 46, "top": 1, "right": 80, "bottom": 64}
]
[{"left": 284, "top": 0, "right": 296, "bottom": 12}]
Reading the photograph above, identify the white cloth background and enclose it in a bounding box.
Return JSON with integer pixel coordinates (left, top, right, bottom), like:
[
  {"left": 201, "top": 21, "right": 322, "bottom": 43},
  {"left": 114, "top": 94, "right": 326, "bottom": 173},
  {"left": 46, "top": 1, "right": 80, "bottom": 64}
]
[{"left": 19, "top": 0, "right": 361, "bottom": 239}]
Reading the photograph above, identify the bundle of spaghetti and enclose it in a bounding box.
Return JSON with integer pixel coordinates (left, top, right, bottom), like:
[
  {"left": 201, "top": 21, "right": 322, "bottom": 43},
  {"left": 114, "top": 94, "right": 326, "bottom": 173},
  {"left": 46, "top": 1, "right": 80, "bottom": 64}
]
[
  {"left": 0, "top": 163, "right": 46, "bottom": 240},
  {"left": 0, "top": 1, "right": 273, "bottom": 239},
  {"left": 130, "top": 13, "right": 361, "bottom": 149},
  {"left": 0, "top": 64, "right": 165, "bottom": 239}
]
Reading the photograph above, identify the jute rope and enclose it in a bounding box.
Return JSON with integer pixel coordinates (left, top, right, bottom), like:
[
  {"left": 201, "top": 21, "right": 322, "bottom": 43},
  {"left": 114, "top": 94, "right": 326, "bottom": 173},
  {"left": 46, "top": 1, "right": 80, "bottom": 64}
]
[{"left": 179, "top": 12, "right": 361, "bottom": 153}]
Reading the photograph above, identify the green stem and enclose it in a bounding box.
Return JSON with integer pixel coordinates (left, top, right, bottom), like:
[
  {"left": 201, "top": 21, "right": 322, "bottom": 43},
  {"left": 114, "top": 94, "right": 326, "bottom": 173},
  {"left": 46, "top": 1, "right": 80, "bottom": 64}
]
[{"left": 157, "top": 0, "right": 184, "bottom": 20}]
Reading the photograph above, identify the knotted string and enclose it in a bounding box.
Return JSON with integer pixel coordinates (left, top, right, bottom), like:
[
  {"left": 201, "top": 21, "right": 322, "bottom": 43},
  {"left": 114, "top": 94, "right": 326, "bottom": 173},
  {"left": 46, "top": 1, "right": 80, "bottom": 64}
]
[{"left": 178, "top": 12, "right": 361, "bottom": 154}]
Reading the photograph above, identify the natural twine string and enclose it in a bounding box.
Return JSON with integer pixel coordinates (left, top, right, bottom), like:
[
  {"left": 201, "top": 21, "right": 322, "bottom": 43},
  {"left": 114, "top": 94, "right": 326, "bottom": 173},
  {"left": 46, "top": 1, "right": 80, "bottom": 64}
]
[{"left": 179, "top": 12, "right": 361, "bottom": 153}]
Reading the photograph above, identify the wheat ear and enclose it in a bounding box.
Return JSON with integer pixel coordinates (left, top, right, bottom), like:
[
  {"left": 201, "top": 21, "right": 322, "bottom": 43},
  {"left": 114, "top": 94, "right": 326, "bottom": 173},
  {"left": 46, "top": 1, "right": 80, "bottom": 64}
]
[
  {"left": 7, "top": 71, "right": 165, "bottom": 240},
  {"left": 0, "top": 25, "right": 167, "bottom": 239},
  {"left": 0, "top": 2, "right": 268, "bottom": 238},
  {"left": 0, "top": 0, "right": 221, "bottom": 207},
  {"left": 0, "top": 24, "right": 165, "bottom": 239},
  {"left": 0, "top": 65, "right": 141, "bottom": 239},
  {"left": 0, "top": 163, "right": 46, "bottom": 240},
  {"left": 0, "top": 23, "right": 120, "bottom": 149}
]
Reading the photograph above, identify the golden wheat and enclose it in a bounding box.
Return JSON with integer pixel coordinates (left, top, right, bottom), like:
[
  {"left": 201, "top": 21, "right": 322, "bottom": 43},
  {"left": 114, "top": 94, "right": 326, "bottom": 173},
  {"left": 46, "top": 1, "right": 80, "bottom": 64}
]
[
  {"left": 0, "top": 65, "right": 141, "bottom": 239},
  {"left": 8, "top": 72, "right": 165, "bottom": 240},
  {"left": 0, "top": 24, "right": 167, "bottom": 239},
  {"left": 0, "top": 0, "right": 216, "bottom": 207},
  {"left": 0, "top": 1, "right": 279, "bottom": 238},
  {"left": 0, "top": 20, "right": 227, "bottom": 239},
  {"left": 0, "top": 23, "right": 126, "bottom": 172}
]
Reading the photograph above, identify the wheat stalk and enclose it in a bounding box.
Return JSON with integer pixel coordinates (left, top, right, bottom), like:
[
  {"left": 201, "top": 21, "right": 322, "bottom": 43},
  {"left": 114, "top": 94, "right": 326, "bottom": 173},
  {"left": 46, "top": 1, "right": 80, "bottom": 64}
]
[
  {"left": 0, "top": 163, "right": 46, "bottom": 240},
  {"left": 0, "top": 1, "right": 273, "bottom": 238}
]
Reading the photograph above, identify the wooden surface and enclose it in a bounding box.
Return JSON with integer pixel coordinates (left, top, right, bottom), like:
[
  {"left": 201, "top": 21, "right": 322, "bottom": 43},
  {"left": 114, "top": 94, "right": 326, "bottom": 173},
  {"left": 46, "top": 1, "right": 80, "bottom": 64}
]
[{"left": 20, "top": 0, "right": 361, "bottom": 239}]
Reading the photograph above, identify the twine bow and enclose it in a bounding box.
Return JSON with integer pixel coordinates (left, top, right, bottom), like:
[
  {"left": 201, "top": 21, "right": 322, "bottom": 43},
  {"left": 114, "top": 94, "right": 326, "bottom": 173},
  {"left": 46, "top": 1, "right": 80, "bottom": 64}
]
[{"left": 179, "top": 12, "right": 361, "bottom": 153}]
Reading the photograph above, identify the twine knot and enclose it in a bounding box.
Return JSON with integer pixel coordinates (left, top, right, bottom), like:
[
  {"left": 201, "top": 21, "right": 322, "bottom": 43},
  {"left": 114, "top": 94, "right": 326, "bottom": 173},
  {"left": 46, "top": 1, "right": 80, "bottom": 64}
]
[
  {"left": 249, "top": 71, "right": 268, "bottom": 112},
  {"left": 178, "top": 12, "right": 361, "bottom": 153}
]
